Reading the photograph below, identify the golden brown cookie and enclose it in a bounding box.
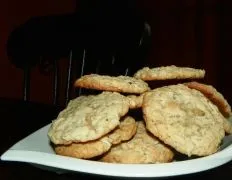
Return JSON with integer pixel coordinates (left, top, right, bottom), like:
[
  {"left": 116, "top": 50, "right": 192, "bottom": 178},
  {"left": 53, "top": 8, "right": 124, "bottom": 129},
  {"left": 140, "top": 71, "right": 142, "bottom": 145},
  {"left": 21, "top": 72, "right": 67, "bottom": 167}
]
[
  {"left": 223, "top": 117, "right": 232, "bottom": 134},
  {"left": 100, "top": 121, "right": 174, "bottom": 164},
  {"left": 55, "top": 136, "right": 112, "bottom": 159},
  {"left": 48, "top": 91, "right": 130, "bottom": 145},
  {"left": 74, "top": 74, "right": 150, "bottom": 94},
  {"left": 142, "top": 84, "right": 225, "bottom": 157},
  {"left": 126, "top": 94, "right": 144, "bottom": 109},
  {"left": 108, "top": 116, "right": 137, "bottom": 145},
  {"left": 184, "top": 81, "right": 232, "bottom": 134},
  {"left": 54, "top": 116, "right": 137, "bottom": 159},
  {"left": 134, "top": 65, "right": 205, "bottom": 81},
  {"left": 184, "top": 81, "right": 232, "bottom": 118}
]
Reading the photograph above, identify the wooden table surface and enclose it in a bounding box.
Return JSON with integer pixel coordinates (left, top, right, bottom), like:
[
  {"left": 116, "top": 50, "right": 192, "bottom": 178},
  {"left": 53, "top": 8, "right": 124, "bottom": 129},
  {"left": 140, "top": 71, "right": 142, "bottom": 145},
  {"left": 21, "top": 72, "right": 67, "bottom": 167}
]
[{"left": 0, "top": 98, "right": 231, "bottom": 180}]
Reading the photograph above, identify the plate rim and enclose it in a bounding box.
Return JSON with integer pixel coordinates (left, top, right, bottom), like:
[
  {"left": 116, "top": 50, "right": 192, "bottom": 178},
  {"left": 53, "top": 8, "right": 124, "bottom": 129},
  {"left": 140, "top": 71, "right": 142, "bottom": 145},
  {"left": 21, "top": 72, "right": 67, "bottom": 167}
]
[{"left": 1, "top": 123, "right": 232, "bottom": 178}]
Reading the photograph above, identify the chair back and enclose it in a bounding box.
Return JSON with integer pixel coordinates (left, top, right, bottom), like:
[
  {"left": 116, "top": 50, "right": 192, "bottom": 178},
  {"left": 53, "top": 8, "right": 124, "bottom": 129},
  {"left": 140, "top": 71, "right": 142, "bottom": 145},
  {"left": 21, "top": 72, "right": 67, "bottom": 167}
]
[{"left": 7, "top": 13, "right": 152, "bottom": 106}]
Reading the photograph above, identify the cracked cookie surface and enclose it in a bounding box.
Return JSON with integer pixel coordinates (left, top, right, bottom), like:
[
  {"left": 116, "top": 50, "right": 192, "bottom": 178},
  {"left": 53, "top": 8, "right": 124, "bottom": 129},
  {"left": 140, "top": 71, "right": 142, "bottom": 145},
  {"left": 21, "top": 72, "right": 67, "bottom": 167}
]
[
  {"left": 48, "top": 91, "right": 130, "bottom": 145},
  {"left": 142, "top": 84, "right": 225, "bottom": 156},
  {"left": 54, "top": 116, "right": 137, "bottom": 159}
]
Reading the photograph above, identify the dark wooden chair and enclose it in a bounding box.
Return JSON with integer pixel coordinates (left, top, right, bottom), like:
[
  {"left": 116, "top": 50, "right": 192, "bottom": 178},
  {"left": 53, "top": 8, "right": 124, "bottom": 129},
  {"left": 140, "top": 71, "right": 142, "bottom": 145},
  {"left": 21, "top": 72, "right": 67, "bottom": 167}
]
[{"left": 7, "top": 6, "right": 151, "bottom": 106}]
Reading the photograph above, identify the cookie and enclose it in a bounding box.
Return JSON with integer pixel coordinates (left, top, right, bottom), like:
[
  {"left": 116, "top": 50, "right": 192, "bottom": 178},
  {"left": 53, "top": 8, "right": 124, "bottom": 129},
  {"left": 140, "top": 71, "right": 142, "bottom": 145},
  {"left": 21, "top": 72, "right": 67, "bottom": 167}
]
[
  {"left": 100, "top": 121, "right": 174, "bottom": 164},
  {"left": 133, "top": 65, "right": 205, "bottom": 81},
  {"left": 126, "top": 94, "right": 144, "bottom": 109},
  {"left": 74, "top": 74, "right": 150, "bottom": 94},
  {"left": 108, "top": 116, "right": 137, "bottom": 145},
  {"left": 184, "top": 81, "right": 232, "bottom": 118},
  {"left": 223, "top": 117, "right": 232, "bottom": 134},
  {"left": 54, "top": 116, "right": 137, "bottom": 159},
  {"left": 48, "top": 91, "right": 130, "bottom": 145},
  {"left": 185, "top": 81, "right": 232, "bottom": 134},
  {"left": 55, "top": 136, "right": 112, "bottom": 159},
  {"left": 142, "top": 84, "right": 225, "bottom": 156}
]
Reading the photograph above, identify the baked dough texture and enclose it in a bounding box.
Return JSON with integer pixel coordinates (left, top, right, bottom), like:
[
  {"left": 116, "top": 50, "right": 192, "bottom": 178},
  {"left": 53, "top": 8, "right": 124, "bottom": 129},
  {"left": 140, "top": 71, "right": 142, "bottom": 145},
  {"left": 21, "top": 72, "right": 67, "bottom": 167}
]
[
  {"left": 126, "top": 94, "right": 144, "bottom": 109},
  {"left": 142, "top": 84, "right": 225, "bottom": 156},
  {"left": 48, "top": 91, "right": 130, "bottom": 145},
  {"left": 54, "top": 116, "right": 137, "bottom": 159},
  {"left": 134, "top": 65, "right": 205, "bottom": 81},
  {"left": 185, "top": 81, "right": 232, "bottom": 134},
  {"left": 74, "top": 74, "right": 150, "bottom": 94},
  {"left": 100, "top": 121, "right": 174, "bottom": 164},
  {"left": 185, "top": 81, "right": 231, "bottom": 118}
]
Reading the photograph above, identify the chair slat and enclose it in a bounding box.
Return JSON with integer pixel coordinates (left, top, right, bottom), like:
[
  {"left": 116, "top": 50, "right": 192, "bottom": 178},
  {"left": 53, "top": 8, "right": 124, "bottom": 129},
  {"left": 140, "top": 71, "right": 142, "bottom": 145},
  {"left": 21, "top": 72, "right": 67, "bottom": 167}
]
[
  {"left": 65, "top": 50, "right": 73, "bottom": 105},
  {"left": 78, "top": 49, "right": 86, "bottom": 96},
  {"left": 53, "top": 60, "right": 59, "bottom": 105},
  {"left": 23, "top": 66, "right": 30, "bottom": 101},
  {"left": 124, "top": 68, "right": 129, "bottom": 76}
]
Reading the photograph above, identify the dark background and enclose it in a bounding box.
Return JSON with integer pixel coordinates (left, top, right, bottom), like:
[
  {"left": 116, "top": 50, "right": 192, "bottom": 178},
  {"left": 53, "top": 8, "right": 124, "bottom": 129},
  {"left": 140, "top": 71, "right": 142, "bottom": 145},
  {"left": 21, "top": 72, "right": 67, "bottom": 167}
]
[{"left": 1, "top": 0, "right": 232, "bottom": 106}]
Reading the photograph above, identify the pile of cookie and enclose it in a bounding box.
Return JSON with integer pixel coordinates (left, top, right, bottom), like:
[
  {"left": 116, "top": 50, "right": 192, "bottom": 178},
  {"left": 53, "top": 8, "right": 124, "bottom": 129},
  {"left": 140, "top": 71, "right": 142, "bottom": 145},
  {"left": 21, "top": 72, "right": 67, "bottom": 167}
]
[{"left": 48, "top": 65, "right": 232, "bottom": 164}]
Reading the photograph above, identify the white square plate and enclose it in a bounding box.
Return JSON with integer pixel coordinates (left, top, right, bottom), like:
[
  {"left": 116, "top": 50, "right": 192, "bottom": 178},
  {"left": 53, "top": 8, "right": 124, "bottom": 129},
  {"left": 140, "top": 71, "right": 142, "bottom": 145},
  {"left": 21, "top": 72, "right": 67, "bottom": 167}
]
[{"left": 1, "top": 123, "right": 232, "bottom": 178}]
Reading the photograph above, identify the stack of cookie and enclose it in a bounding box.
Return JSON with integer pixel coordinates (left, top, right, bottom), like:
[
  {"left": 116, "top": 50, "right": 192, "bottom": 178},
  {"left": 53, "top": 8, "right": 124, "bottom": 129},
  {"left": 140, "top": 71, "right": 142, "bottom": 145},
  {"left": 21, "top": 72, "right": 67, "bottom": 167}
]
[{"left": 48, "top": 65, "right": 232, "bottom": 164}]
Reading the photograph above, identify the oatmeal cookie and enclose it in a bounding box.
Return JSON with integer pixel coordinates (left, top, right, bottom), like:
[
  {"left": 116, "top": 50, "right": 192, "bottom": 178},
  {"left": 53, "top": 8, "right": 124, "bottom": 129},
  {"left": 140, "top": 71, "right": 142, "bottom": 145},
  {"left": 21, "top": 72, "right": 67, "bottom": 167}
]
[
  {"left": 185, "top": 81, "right": 232, "bottom": 134},
  {"left": 100, "top": 121, "right": 174, "bottom": 164},
  {"left": 142, "top": 84, "right": 225, "bottom": 156},
  {"left": 54, "top": 116, "right": 137, "bottom": 159},
  {"left": 134, "top": 65, "right": 205, "bottom": 81},
  {"left": 48, "top": 91, "right": 130, "bottom": 145},
  {"left": 126, "top": 94, "right": 144, "bottom": 109},
  {"left": 74, "top": 74, "right": 150, "bottom": 94}
]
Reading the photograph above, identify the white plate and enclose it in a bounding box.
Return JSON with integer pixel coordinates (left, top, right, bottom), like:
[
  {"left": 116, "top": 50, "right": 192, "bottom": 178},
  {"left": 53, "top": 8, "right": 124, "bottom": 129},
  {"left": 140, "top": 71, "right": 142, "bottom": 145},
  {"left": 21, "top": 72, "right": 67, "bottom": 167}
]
[{"left": 1, "top": 123, "right": 232, "bottom": 178}]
